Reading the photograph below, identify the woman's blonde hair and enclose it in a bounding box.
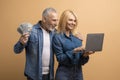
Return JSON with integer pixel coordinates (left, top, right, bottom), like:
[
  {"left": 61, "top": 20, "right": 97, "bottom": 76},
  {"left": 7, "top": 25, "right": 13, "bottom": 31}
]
[{"left": 57, "top": 10, "right": 78, "bottom": 34}]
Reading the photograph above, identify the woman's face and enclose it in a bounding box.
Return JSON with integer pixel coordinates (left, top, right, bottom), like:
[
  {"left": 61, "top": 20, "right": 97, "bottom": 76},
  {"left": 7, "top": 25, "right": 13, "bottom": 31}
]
[{"left": 66, "top": 13, "right": 76, "bottom": 31}]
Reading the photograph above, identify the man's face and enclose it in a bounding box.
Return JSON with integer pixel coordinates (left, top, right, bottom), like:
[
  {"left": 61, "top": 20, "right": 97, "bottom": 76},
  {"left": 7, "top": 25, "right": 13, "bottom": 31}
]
[{"left": 45, "top": 12, "right": 58, "bottom": 31}]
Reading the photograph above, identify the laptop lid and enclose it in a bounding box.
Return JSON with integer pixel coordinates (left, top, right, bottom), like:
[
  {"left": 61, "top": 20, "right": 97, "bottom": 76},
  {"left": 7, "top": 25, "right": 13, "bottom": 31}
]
[{"left": 85, "top": 33, "right": 104, "bottom": 52}]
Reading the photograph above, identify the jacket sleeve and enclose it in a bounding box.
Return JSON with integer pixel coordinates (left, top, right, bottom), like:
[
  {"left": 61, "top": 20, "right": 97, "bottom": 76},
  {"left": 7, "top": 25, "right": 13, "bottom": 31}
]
[
  {"left": 14, "top": 41, "right": 26, "bottom": 54},
  {"left": 52, "top": 35, "right": 75, "bottom": 64}
]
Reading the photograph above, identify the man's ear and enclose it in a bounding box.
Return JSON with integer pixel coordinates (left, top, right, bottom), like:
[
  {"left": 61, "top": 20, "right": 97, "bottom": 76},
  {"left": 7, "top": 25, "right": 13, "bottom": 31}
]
[{"left": 42, "top": 16, "right": 46, "bottom": 22}]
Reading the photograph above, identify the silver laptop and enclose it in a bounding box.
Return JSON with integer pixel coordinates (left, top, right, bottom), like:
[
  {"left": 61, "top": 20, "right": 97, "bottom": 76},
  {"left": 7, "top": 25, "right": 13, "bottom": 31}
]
[{"left": 85, "top": 33, "right": 104, "bottom": 52}]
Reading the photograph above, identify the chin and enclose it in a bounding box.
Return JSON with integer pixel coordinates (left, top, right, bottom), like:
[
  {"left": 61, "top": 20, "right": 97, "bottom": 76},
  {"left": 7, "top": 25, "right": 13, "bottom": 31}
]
[
  {"left": 69, "top": 28, "right": 74, "bottom": 30},
  {"left": 49, "top": 28, "right": 54, "bottom": 31}
]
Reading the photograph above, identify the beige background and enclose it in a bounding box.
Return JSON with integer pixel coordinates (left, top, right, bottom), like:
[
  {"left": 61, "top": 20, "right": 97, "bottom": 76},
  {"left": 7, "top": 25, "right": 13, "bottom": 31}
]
[{"left": 0, "top": 0, "right": 120, "bottom": 80}]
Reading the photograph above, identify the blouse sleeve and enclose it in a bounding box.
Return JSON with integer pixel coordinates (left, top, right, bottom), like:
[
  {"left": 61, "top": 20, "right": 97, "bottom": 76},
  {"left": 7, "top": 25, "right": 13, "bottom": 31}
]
[
  {"left": 79, "top": 55, "right": 89, "bottom": 65},
  {"left": 52, "top": 35, "right": 75, "bottom": 65}
]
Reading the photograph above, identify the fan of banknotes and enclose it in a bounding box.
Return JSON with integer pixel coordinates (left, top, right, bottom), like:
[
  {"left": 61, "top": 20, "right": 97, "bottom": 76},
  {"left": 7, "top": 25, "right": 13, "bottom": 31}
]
[{"left": 17, "top": 22, "right": 33, "bottom": 35}]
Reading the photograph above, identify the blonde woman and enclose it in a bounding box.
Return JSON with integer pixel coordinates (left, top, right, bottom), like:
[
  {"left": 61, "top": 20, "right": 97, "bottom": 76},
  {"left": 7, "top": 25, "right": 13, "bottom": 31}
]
[{"left": 52, "top": 10, "right": 94, "bottom": 80}]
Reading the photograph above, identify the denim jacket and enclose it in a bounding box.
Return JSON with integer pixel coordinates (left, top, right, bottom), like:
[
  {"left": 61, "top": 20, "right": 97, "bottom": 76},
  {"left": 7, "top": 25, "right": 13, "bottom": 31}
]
[{"left": 14, "top": 22, "right": 54, "bottom": 80}]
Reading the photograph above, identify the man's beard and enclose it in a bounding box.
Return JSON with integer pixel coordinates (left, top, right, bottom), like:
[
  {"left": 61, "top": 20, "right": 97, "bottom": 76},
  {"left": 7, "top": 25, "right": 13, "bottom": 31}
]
[{"left": 46, "top": 25, "right": 56, "bottom": 32}]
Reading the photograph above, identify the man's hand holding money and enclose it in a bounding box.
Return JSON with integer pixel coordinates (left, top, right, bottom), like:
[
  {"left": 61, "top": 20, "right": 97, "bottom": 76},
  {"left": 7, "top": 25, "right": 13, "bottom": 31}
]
[{"left": 19, "top": 33, "right": 30, "bottom": 45}]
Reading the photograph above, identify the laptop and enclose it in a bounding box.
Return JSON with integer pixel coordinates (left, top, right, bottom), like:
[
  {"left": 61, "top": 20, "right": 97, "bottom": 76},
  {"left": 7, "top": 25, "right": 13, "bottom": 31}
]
[{"left": 85, "top": 33, "right": 104, "bottom": 52}]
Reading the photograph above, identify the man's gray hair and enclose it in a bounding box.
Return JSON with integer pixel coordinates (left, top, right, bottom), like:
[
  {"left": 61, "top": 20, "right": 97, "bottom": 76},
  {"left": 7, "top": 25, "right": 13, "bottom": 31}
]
[{"left": 42, "top": 7, "right": 57, "bottom": 18}]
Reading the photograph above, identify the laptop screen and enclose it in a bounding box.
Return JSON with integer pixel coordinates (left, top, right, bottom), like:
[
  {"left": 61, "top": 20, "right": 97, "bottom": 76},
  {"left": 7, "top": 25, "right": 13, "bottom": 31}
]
[{"left": 85, "top": 33, "right": 104, "bottom": 52}]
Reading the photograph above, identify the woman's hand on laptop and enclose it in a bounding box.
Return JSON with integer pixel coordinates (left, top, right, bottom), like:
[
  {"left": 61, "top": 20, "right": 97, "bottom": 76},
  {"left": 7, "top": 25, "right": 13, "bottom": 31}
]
[
  {"left": 83, "top": 51, "right": 95, "bottom": 57},
  {"left": 73, "top": 46, "right": 85, "bottom": 53}
]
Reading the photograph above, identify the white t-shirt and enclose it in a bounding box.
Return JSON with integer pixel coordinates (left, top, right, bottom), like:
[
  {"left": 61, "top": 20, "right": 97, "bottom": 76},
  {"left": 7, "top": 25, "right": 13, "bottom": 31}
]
[{"left": 41, "top": 27, "right": 50, "bottom": 74}]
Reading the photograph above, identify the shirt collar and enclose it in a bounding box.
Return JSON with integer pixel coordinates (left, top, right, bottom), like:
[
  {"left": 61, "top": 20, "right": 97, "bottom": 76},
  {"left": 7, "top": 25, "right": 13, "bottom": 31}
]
[{"left": 63, "top": 32, "right": 73, "bottom": 39}]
